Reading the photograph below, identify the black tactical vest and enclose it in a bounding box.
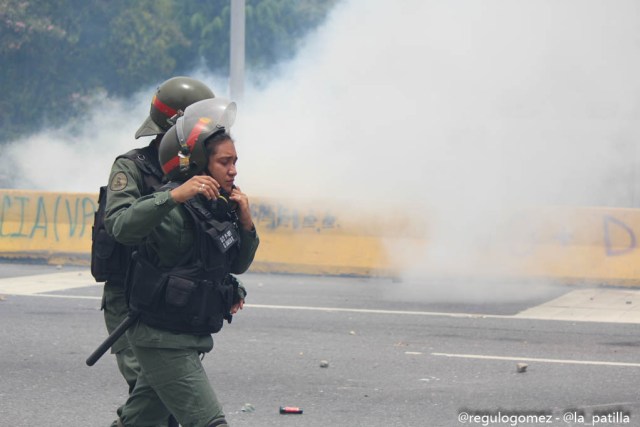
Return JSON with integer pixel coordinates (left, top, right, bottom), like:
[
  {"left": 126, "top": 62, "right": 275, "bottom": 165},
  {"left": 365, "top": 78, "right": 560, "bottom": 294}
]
[
  {"left": 91, "top": 144, "right": 164, "bottom": 282},
  {"left": 125, "top": 189, "right": 242, "bottom": 335}
]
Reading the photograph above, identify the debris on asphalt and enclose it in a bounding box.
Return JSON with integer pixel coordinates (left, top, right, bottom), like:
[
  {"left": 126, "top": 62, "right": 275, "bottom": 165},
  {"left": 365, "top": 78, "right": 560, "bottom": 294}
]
[
  {"left": 280, "top": 406, "right": 303, "bottom": 414},
  {"left": 241, "top": 403, "right": 255, "bottom": 413},
  {"left": 516, "top": 363, "right": 528, "bottom": 373},
  {"left": 320, "top": 360, "right": 329, "bottom": 368}
]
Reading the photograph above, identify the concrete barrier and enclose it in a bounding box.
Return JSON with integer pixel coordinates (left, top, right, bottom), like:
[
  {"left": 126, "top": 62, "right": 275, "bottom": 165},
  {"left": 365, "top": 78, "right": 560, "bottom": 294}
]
[
  {"left": 494, "top": 207, "right": 640, "bottom": 285},
  {"left": 0, "top": 190, "right": 96, "bottom": 264},
  {"left": 1, "top": 190, "right": 640, "bottom": 286},
  {"left": 0, "top": 190, "right": 423, "bottom": 276}
]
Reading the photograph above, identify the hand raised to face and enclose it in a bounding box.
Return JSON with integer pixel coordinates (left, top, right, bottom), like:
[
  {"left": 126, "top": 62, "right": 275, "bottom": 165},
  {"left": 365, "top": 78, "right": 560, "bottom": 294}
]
[{"left": 170, "top": 175, "right": 221, "bottom": 204}]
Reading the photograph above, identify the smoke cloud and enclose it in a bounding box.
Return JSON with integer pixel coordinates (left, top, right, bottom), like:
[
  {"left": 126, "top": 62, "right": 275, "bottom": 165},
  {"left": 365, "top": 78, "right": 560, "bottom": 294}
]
[
  {"left": 234, "top": 0, "right": 640, "bottom": 300},
  {"left": 239, "top": 0, "right": 640, "bottom": 206},
  {"left": 4, "top": 0, "right": 640, "bottom": 300}
]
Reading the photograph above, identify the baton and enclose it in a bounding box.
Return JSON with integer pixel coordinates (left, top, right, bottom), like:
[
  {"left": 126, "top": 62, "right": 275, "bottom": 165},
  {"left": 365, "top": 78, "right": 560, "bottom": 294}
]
[{"left": 86, "top": 314, "right": 138, "bottom": 366}]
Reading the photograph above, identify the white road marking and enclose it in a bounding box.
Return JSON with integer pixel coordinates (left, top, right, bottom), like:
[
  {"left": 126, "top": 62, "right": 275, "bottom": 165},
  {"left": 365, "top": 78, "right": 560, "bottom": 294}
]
[
  {"left": 24, "top": 293, "right": 101, "bottom": 300},
  {"left": 431, "top": 352, "right": 640, "bottom": 368},
  {"left": 0, "top": 271, "right": 98, "bottom": 295},
  {"left": 515, "top": 288, "right": 640, "bottom": 324},
  {"left": 2, "top": 271, "right": 640, "bottom": 325},
  {"left": 242, "top": 304, "right": 513, "bottom": 319},
  {"left": 6, "top": 272, "right": 638, "bottom": 372}
]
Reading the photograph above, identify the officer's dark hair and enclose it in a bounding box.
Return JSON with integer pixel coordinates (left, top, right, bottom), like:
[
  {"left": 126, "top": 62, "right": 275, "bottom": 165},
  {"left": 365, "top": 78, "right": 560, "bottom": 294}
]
[{"left": 205, "top": 132, "right": 234, "bottom": 157}]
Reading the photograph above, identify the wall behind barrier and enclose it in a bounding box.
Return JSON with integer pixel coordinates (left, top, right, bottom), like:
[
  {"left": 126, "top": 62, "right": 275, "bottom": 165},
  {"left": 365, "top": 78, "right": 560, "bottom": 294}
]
[
  {"left": 2, "top": 189, "right": 640, "bottom": 285},
  {"left": 0, "top": 190, "right": 96, "bottom": 258},
  {"left": 0, "top": 189, "right": 416, "bottom": 276},
  {"left": 490, "top": 207, "right": 640, "bottom": 285}
]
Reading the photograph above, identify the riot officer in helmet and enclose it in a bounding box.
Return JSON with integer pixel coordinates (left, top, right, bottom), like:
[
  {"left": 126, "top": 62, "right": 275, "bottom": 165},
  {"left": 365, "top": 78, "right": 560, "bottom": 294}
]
[
  {"left": 109, "top": 98, "right": 258, "bottom": 427},
  {"left": 93, "top": 77, "right": 215, "bottom": 427}
]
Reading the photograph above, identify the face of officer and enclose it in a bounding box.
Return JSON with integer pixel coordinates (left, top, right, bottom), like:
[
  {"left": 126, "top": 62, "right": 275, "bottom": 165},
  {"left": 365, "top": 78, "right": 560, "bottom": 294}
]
[{"left": 207, "top": 136, "right": 237, "bottom": 194}]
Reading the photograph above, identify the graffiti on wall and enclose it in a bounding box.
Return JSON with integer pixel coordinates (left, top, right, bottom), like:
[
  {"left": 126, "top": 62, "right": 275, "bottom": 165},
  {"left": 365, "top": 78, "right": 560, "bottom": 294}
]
[
  {"left": 0, "top": 194, "right": 96, "bottom": 241},
  {"left": 603, "top": 215, "right": 636, "bottom": 256},
  {"left": 250, "top": 202, "right": 338, "bottom": 231},
  {"left": 0, "top": 190, "right": 638, "bottom": 261},
  {"left": 0, "top": 193, "right": 340, "bottom": 243},
  {"left": 511, "top": 213, "right": 638, "bottom": 258}
]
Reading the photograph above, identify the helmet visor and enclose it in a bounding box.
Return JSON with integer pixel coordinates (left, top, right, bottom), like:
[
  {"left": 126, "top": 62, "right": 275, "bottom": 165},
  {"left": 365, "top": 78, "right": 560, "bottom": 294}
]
[
  {"left": 182, "top": 98, "right": 237, "bottom": 133},
  {"left": 134, "top": 115, "right": 165, "bottom": 139}
]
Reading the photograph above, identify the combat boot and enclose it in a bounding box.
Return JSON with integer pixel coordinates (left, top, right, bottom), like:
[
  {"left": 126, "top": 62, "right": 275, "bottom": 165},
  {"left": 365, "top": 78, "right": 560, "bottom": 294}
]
[{"left": 207, "top": 417, "right": 228, "bottom": 427}]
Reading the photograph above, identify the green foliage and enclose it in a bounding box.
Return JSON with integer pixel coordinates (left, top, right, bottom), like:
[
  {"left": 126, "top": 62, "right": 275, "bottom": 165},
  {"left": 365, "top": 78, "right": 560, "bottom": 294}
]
[
  {"left": 106, "top": 0, "right": 188, "bottom": 93},
  {"left": 0, "top": 0, "right": 339, "bottom": 143},
  {"left": 173, "top": 0, "right": 231, "bottom": 72},
  {"left": 0, "top": 0, "right": 67, "bottom": 54}
]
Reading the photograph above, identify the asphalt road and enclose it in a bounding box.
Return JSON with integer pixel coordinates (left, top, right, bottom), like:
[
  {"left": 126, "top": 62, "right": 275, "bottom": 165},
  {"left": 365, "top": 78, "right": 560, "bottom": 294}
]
[{"left": 0, "top": 263, "right": 638, "bottom": 427}]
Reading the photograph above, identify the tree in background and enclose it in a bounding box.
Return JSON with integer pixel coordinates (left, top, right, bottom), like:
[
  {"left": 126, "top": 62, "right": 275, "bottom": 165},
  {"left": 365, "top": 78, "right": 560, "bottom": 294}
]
[
  {"left": 106, "top": 0, "right": 188, "bottom": 93},
  {"left": 174, "top": 0, "right": 340, "bottom": 75},
  {"left": 0, "top": 0, "right": 339, "bottom": 143},
  {"left": 0, "top": 0, "right": 71, "bottom": 140}
]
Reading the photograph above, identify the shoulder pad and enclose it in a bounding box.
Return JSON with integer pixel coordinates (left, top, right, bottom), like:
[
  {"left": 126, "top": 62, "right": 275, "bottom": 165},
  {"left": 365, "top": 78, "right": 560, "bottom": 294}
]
[{"left": 117, "top": 147, "right": 164, "bottom": 181}]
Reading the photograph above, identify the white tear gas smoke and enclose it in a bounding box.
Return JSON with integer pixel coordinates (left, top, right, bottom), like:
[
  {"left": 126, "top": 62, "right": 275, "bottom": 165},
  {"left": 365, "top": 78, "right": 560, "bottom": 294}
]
[
  {"left": 0, "top": 71, "right": 229, "bottom": 192},
  {"left": 0, "top": 93, "right": 148, "bottom": 191},
  {"left": 4, "top": 0, "right": 640, "bottom": 301},
  {"left": 235, "top": 0, "right": 640, "bottom": 301},
  {"left": 238, "top": 0, "right": 640, "bottom": 208}
]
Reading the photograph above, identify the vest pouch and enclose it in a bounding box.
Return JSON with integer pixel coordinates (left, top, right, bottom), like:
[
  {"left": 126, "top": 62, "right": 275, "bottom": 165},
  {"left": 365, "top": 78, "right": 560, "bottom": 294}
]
[
  {"left": 91, "top": 186, "right": 117, "bottom": 282},
  {"left": 91, "top": 228, "right": 117, "bottom": 282},
  {"left": 218, "top": 279, "right": 235, "bottom": 311},
  {"left": 186, "top": 279, "right": 227, "bottom": 334},
  {"left": 201, "top": 279, "right": 234, "bottom": 333},
  {"left": 165, "top": 275, "right": 198, "bottom": 310},
  {"left": 127, "top": 254, "right": 167, "bottom": 311},
  {"left": 93, "top": 228, "right": 116, "bottom": 260}
]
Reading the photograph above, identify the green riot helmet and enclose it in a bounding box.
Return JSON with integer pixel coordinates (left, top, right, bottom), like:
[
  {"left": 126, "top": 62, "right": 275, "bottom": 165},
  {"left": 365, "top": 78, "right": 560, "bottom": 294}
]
[
  {"left": 159, "top": 97, "right": 237, "bottom": 181},
  {"left": 135, "top": 76, "right": 215, "bottom": 139}
]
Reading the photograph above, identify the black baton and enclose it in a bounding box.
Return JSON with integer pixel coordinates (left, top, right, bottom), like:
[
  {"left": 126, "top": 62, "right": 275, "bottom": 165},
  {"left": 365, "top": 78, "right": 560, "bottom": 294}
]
[{"left": 86, "top": 314, "right": 138, "bottom": 366}]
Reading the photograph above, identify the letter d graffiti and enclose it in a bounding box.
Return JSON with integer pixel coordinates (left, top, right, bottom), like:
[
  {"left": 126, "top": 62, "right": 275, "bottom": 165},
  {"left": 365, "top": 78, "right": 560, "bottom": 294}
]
[{"left": 603, "top": 215, "right": 636, "bottom": 256}]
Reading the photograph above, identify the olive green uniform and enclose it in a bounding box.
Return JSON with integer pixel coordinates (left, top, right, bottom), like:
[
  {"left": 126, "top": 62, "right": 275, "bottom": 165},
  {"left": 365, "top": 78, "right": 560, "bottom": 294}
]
[
  {"left": 106, "top": 189, "right": 259, "bottom": 427},
  {"left": 103, "top": 141, "right": 163, "bottom": 395},
  {"left": 102, "top": 279, "right": 139, "bottom": 392}
]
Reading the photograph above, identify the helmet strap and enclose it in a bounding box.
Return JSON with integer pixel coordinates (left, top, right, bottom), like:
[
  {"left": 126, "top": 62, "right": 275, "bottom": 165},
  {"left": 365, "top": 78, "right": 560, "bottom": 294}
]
[
  {"left": 167, "top": 109, "right": 184, "bottom": 127},
  {"left": 176, "top": 116, "right": 191, "bottom": 172}
]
